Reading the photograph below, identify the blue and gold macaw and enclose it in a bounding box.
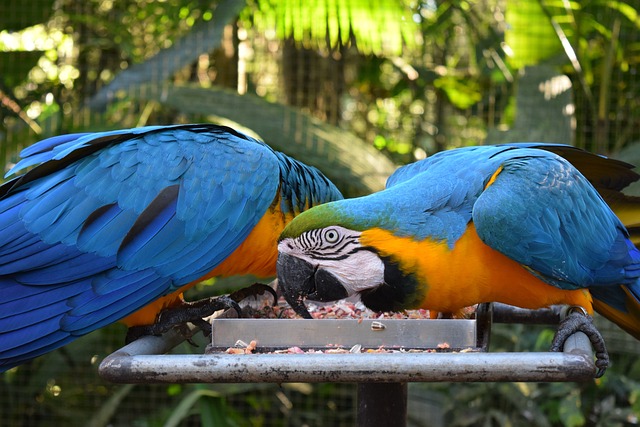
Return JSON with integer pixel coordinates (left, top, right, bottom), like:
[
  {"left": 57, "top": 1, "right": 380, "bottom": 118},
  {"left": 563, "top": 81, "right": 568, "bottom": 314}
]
[
  {"left": 276, "top": 143, "right": 640, "bottom": 376},
  {"left": 0, "top": 124, "right": 343, "bottom": 371}
]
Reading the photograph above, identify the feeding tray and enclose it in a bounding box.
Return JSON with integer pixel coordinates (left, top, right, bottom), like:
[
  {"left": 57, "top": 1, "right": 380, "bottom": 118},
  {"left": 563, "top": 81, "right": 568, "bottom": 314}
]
[{"left": 208, "top": 318, "right": 481, "bottom": 353}]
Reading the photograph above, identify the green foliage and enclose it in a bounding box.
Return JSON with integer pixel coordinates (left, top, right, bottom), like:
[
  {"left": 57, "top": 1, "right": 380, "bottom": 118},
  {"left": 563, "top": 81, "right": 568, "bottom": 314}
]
[
  {"left": 86, "top": 0, "right": 246, "bottom": 111},
  {"left": 164, "top": 387, "right": 240, "bottom": 427},
  {"left": 434, "top": 75, "right": 482, "bottom": 109},
  {"left": 504, "top": 0, "right": 568, "bottom": 69},
  {"left": 66, "top": 0, "right": 220, "bottom": 64},
  {"left": 410, "top": 325, "right": 640, "bottom": 427},
  {"left": 246, "top": 0, "right": 419, "bottom": 55},
  {"left": 503, "top": 0, "right": 640, "bottom": 151}
]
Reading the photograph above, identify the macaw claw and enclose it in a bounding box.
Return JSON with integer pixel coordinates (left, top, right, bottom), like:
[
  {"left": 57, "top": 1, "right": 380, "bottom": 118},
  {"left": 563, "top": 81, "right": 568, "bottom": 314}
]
[
  {"left": 125, "top": 283, "right": 277, "bottom": 344},
  {"left": 229, "top": 283, "right": 278, "bottom": 307},
  {"left": 550, "top": 307, "right": 609, "bottom": 378},
  {"left": 125, "top": 295, "right": 242, "bottom": 343}
]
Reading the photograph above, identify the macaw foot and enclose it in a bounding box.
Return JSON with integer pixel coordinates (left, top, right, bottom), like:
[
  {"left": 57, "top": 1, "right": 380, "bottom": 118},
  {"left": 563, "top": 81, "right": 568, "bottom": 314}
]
[
  {"left": 125, "top": 296, "right": 242, "bottom": 344},
  {"left": 124, "top": 284, "right": 277, "bottom": 344},
  {"left": 550, "top": 307, "right": 609, "bottom": 378}
]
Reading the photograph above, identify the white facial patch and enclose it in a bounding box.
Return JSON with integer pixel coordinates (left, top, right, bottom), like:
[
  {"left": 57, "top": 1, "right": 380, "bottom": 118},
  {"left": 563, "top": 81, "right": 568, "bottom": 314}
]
[
  {"left": 316, "top": 249, "right": 385, "bottom": 295},
  {"left": 278, "top": 226, "right": 385, "bottom": 295}
]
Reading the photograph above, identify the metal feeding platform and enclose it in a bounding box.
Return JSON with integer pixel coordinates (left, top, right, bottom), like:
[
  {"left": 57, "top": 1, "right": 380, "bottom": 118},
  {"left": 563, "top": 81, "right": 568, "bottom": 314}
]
[
  {"left": 99, "top": 303, "right": 596, "bottom": 383},
  {"left": 99, "top": 303, "right": 597, "bottom": 426}
]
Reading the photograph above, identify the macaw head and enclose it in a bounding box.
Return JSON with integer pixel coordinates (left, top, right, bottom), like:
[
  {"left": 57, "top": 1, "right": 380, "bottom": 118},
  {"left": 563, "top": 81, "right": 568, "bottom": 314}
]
[{"left": 276, "top": 198, "right": 423, "bottom": 318}]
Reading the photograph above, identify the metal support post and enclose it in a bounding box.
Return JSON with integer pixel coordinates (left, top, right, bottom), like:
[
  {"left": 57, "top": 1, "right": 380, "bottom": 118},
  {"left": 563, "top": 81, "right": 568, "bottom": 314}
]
[{"left": 357, "top": 383, "right": 407, "bottom": 427}]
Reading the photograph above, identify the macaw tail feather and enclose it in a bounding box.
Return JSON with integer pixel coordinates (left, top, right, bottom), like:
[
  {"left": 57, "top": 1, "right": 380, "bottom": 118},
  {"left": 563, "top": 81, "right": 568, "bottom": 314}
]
[{"left": 592, "top": 281, "right": 640, "bottom": 340}]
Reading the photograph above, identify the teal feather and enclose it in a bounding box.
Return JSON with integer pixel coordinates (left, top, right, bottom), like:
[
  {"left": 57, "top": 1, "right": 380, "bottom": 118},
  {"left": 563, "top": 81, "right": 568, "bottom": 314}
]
[
  {"left": 321, "top": 144, "right": 640, "bottom": 322},
  {"left": 0, "top": 124, "right": 342, "bottom": 371}
]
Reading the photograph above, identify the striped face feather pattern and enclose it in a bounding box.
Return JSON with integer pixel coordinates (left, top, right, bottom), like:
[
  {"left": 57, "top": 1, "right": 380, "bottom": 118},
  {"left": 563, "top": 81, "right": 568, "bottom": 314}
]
[
  {"left": 277, "top": 226, "right": 384, "bottom": 295},
  {"left": 293, "top": 227, "right": 359, "bottom": 260}
]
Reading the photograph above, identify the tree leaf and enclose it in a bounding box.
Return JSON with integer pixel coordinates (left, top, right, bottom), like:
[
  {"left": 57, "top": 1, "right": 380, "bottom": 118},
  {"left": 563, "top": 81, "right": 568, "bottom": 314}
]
[
  {"left": 87, "top": 384, "right": 135, "bottom": 427},
  {"left": 504, "top": 0, "right": 567, "bottom": 68},
  {"left": 595, "top": 0, "right": 639, "bottom": 27},
  {"left": 163, "top": 389, "right": 223, "bottom": 427},
  {"left": 250, "top": 0, "right": 418, "bottom": 55},
  {"left": 558, "top": 391, "right": 585, "bottom": 427}
]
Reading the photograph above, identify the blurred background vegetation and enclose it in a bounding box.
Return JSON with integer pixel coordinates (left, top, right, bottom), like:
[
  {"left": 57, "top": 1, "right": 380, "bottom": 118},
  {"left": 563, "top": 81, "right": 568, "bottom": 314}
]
[{"left": 1, "top": 0, "right": 639, "bottom": 425}]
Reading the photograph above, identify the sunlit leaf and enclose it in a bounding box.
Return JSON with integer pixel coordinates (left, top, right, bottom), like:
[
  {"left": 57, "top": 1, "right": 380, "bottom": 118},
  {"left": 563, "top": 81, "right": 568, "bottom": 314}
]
[
  {"left": 595, "top": 0, "right": 640, "bottom": 27},
  {"left": 434, "top": 75, "right": 482, "bottom": 109},
  {"left": 504, "top": 0, "right": 567, "bottom": 68},
  {"left": 250, "top": 0, "right": 418, "bottom": 55}
]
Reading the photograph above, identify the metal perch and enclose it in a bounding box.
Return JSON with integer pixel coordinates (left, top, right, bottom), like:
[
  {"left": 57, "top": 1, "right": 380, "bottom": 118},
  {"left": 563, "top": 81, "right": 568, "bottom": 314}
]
[{"left": 99, "top": 303, "right": 597, "bottom": 426}]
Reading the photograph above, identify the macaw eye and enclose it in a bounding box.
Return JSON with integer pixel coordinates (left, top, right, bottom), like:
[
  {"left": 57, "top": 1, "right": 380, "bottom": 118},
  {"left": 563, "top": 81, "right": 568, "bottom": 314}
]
[{"left": 323, "top": 228, "right": 340, "bottom": 243}]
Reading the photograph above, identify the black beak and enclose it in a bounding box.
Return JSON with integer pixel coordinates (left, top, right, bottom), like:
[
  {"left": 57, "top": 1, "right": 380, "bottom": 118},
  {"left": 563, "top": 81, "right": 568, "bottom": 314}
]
[{"left": 276, "top": 252, "right": 349, "bottom": 319}]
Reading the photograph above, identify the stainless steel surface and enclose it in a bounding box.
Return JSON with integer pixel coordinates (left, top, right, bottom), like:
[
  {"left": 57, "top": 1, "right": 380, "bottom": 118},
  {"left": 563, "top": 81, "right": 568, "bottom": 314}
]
[{"left": 210, "top": 318, "right": 477, "bottom": 350}]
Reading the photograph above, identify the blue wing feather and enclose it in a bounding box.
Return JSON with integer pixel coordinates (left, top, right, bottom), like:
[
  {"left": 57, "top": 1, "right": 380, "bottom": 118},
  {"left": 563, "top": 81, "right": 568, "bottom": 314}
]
[
  {"left": 498, "top": 142, "right": 639, "bottom": 191},
  {"left": 0, "top": 124, "right": 308, "bottom": 371},
  {"left": 63, "top": 281, "right": 174, "bottom": 335},
  {"left": 16, "top": 252, "right": 115, "bottom": 285},
  {"left": 385, "top": 145, "right": 639, "bottom": 276},
  {"left": 19, "top": 133, "right": 92, "bottom": 157},
  {"left": 472, "top": 150, "right": 637, "bottom": 289},
  {"left": 77, "top": 204, "right": 140, "bottom": 256},
  {"left": 3, "top": 325, "right": 73, "bottom": 358},
  {"left": 388, "top": 142, "right": 640, "bottom": 193},
  {"left": 0, "top": 282, "right": 82, "bottom": 320},
  {"left": 372, "top": 145, "right": 640, "bottom": 329}
]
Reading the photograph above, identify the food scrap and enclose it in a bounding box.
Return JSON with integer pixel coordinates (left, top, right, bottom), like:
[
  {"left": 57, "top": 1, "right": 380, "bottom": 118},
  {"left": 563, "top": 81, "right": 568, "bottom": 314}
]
[
  {"left": 225, "top": 339, "right": 258, "bottom": 354},
  {"left": 223, "top": 344, "right": 477, "bottom": 355},
  {"left": 242, "top": 298, "right": 442, "bottom": 321},
  {"left": 213, "top": 297, "right": 480, "bottom": 355}
]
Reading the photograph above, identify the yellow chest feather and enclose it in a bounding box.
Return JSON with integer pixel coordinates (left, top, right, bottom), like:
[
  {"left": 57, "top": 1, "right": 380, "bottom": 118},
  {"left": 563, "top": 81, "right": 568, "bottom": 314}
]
[
  {"left": 359, "top": 225, "right": 592, "bottom": 313},
  {"left": 205, "top": 205, "right": 293, "bottom": 278},
  {"left": 123, "top": 204, "right": 293, "bottom": 326}
]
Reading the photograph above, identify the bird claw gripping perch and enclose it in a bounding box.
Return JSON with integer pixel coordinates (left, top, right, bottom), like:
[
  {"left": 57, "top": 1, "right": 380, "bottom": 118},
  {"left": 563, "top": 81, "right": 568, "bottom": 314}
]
[
  {"left": 125, "top": 283, "right": 278, "bottom": 344},
  {"left": 125, "top": 296, "right": 243, "bottom": 343},
  {"left": 550, "top": 306, "right": 609, "bottom": 378}
]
